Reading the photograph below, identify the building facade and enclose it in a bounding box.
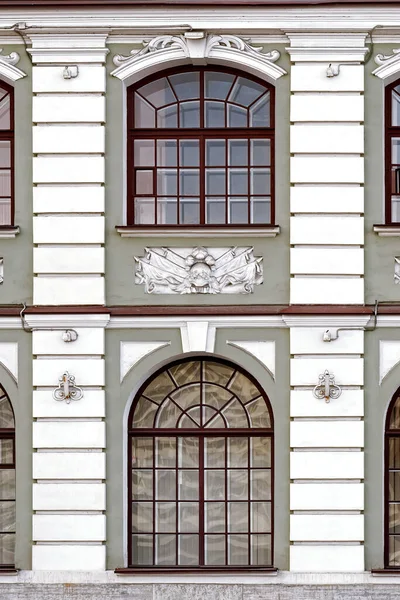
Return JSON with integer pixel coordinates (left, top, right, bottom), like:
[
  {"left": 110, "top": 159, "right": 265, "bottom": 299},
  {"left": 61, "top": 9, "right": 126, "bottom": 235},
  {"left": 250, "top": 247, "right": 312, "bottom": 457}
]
[{"left": 0, "top": 0, "right": 400, "bottom": 597}]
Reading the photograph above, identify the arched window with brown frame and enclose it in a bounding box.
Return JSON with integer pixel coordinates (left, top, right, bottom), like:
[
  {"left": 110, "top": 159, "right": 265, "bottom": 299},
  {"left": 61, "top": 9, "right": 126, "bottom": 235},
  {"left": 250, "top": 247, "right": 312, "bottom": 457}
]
[
  {"left": 127, "top": 67, "right": 274, "bottom": 228},
  {"left": 0, "top": 385, "right": 15, "bottom": 567},
  {"left": 127, "top": 357, "right": 274, "bottom": 571},
  {"left": 0, "top": 81, "right": 13, "bottom": 225}
]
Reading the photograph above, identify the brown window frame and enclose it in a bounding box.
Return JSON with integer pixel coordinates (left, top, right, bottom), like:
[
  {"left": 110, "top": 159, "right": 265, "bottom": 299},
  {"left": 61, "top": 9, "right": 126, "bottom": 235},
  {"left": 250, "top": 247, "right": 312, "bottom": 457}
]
[
  {"left": 0, "top": 80, "right": 14, "bottom": 227},
  {"left": 127, "top": 66, "right": 275, "bottom": 229},
  {"left": 385, "top": 80, "right": 400, "bottom": 224},
  {"left": 0, "top": 385, "right": 16, "bottom": 570},
  {"left": 127, "top": 356, "right": 274, "bottom": 572}
]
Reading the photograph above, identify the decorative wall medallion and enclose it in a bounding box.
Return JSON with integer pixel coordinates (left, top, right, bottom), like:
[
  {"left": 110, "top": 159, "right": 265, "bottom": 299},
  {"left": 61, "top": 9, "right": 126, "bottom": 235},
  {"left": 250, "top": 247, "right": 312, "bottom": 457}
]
[
  {"left": 135, "top": 246, "right": 263, "bottom": 294},
  {"left": 395, "top": 257, "right": 400, "bottom": 284},
  {"left": 53, "top": 372, "right": 83, "bottom": 404},
  {"left": 312, "top": 370, "right": 342, "bottom": 403}
]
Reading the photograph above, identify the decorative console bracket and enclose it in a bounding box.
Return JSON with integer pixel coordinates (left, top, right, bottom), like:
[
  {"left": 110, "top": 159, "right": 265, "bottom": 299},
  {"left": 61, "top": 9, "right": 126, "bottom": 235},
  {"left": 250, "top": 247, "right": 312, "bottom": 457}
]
[
  {"left": 0, "top": 49, "right": 26, "bottom": 82},
  {"left": 373, "top": 48, "right": 400, "bottom": 79},
  {"left": 312, "top": 370, "right": 342, "bottom": 403},
  {"left": 53, "top": 371, "right": 83, "bottom": 404}
]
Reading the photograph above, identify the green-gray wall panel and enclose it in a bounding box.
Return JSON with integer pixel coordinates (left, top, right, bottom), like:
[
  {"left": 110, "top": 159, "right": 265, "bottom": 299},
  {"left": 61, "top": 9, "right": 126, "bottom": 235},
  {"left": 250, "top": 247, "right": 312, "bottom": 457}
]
[{"left": 104, "top": 44, "right": 290, "bottom": 306}]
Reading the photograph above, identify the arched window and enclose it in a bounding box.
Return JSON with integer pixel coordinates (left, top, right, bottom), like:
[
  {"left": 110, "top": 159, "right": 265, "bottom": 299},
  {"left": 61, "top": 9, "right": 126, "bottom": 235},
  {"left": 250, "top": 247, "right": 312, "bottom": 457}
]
[
  {"left": 0, "top": 385, "right": 15, "bottom": 567},
  {"left": 0, "top": 82, "right": 13, "bottom": 225},
  {"left": 128, "top": 357, "right": 273, "bottom": 570},
  {"left": 127, "top": 68, "right": 274, "bottom": 228}
]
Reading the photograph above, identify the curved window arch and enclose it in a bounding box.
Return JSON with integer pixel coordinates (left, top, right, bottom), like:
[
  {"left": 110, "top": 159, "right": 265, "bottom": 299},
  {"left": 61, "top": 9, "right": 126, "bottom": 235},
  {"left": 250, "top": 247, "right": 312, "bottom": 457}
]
[
  {"left": 128, "top": 357, "right": 273, "bottom": 570},
  {"left": 0, "top": 384, "right": 15, "bottom": 567},
  {"left": 127, "top": 67, "right": 274, "bottom": 228},
  {"left": 0, "top": 81, "right": 13, "bottom": 225}
]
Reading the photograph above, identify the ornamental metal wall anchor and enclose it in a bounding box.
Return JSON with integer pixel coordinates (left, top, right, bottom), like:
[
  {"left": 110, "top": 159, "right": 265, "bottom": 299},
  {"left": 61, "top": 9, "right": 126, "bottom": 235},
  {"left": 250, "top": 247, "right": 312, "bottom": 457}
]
[
  {"left": 53, "top": 372, "right": 83, "bottom": 404},
  {"left": 312, "top": 370, "right": 342, "bottom": 403}
]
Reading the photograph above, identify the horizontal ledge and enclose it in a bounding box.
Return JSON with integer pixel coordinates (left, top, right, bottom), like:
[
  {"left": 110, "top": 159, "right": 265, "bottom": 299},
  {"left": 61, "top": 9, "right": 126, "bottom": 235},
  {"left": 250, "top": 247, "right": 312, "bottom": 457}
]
[
  {"left": 115, "top": 567, "right": 278, "bottom": 575},
  {"left": 373, "top": 224, "right": 400, "bottom": 237},
  {"left": 0, "top": 567, "right": 18, "bottom": 575},
  {"left": 115, "top": 225, "right": 280, "bottom": 239},
  {"left": 0, "top": 226, "right": 20, "bottom": 239},
  {"left": 371, "top": 569, "right": 400, "bottom": 576}
]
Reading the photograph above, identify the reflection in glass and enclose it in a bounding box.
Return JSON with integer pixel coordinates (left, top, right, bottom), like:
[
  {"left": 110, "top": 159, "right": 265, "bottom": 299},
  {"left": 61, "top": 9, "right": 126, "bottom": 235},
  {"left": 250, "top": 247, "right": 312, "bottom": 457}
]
[
  {"left": 228, "top": 534, "right": 248, "bottom": 565},
  {"left": 180, "top": 101, "right": 200, "bottom": 128},
  {"left": 228, "top": 104, "right": 247, "bottom": 127},
  {"left": 180, "top": 198, "right": 200, "bottom": 224},
  {"left": 205, "top": 503, "right": 225, "bottom": 533},
  {"left": 393, "top": 87, "right": 400, "bottom": 126},
  {"left": 250, "top": 93, "right": 270, "bottom": 127},
  {"left": 229, "top": 170, "right": 248, "bottom": 195},
  {"left": 229, "top": 77, "right": 265, "bottom": 106},
  {"left": 156, "top": 534, "right": 176, "bottom": 565},
  {"left": 179, "top": 534, "right": 199, "bottom": 565},
  {"left": 138, "top": 78, "right": 175, "bottom": 107},
  {"left": 205, "top": 72, "right": 235, "bottom": 99},
  {"left": 157, "top": 105, "right": 178, "bottom": 128},
  {"left": 136, "top": 170, "right": 153, "bottom": 195},
  {"left": 251, "top": 139, "right": 270, "bottom": 165},
  {"left": 205, "top": 534, "right": 225, "bottom": 565},
  {"left": 157, "top": 169, "right": 177, "bottom": 195},
  {"left": 135, "top": 94, "right": 155, "bottom": 128},
  {"left": 134, "top": 140, "right": 155, "bottom": 166},
  {"left": 180, "top": 140, "right": 199, "bottom": 166},
  {"left": 205, "top": 101, "right": 225, "bottom": 127},
  {"left": 156, "top": 470, "right": 176, "bottom": 500},
  {"left": 206, "top": 198, "right": 225, "bottom": 224},
  {"left": 132, "top": 502, "right": 153, "bottom": 533},
  {"left": 157, "top": 198, "right": 177, "bottom": 225},
  {"left": 169, "top": 72, "right": 200, "bottom": 100},
  {"left": 157, "top": 140, "right": 177, "bottom": 166},
  {"left": 180, "top": 169, "right": 199, "bottom": 195},
  {"left": 0, "top": 142, "right": 10, "bottom": 168},
  {"left": 206, "top": 140, "right": 225, "bottom": 166},
  {"left": 0, "top": 93, "right": 10, "bottom": 130},
  {"left": 251, "top": 198, "right": 271, "bottom": 224},
  {"left": 229, "top": 140, "right": 248, "bottom": 166},
  {"left": 134, "top": 198, "right": 155, "bottom": 224},
  {"left": 206, "top": 170, "right": 225, "bottom": 195},
  {"left": 156, "top": 502, "right": 176, "bottom": 532},
  {"left": 132, "top": 534, "right": 153, "bottom": 565},
  {"left": 132, "top": 470, "right": 153, "bottom": 501},
  {"left": 229, "top": 197, "right": 248, "bottom": 224}
]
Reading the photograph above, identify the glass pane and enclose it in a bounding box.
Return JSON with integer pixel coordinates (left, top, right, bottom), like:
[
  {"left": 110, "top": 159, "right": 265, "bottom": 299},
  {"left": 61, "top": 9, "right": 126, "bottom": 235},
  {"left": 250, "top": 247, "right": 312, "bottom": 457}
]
[
  {"left": 251, "top": 168, "right": 270, "bottom": 195},
  {"left": 205, "top": 534, "right": 225, "bottom": 565},
  {"left": 134, "top": 198, "right": 155, "bottom": 224},
  {"left": 247, "top": 397, "right": 271, "bottom": 428},
  {"left": 229, "top": 140, "right": 248, "bottom": 166},
  {"left": 389, "top": 504, "right": 400, "bottom": 534},
  {"left": 393, "top": 88, "right": 400, "bottom": 126},
  {"left": 228, "top": 534, "right": 248, "bottom": 565},
  {"left": 204, "top": 362, "right": 234, "bottom": 386},
  {"left": 0, "top": 503, "right": 15, "bottom": 533},
  {"left": 205, "top": 72, "right": 235, "bottom": 100},
  {"left": 0, "top": 396, "right": 13, "bottom": 428},
  {"left": 134, "top": 94, "right": 155, "bottom": 128},
  {"left": 0, "top": 440, "right": 13, "bottom": 465},
  {"left": 0, "top": 533, "right": 14, "bottom": 565},
  {"left": 156, "top": 502, "right": 176, "bottom": 532},
  {"left": 180, "top": 101, "right": 200, "bottom": 128},
  {"left": 228, "top": 104, "right": 247, "bottom": 127},
  {"left": 205, "top": 502, "right": 225, "bottom": 533},
  {"left": 156, "top": 399, "right": 183, "bottom": 428},
  {"left": 251, "top": 198, "right": 271, "bottom": 224},
  {"left": 229, "top": 371, "right": 260, "bottom": 403},
  {"left": 0, "top": 172, "right": 11, "bottom": 196},
  {"left": 157, "top": 140, "right": 177, "bottom": 166},
  {"left": 390, "top": 438, "right": 400, "bottom": 469},
  {"left": 392, "top": 138, "right": 400, "bottom": 165},
  {"left": 205, "top": 470, "right": 225, "bottom": 500},
  {"left": 206, "top": 169, "right": 225, "bottom": 195},
  {"left": 392, "top": 198, "right": 400, "bottom": 222},
  {"left": 221, "top": 398, "right": 249, "bottom": 428},
  {"left": 133, "top": 438, "right": 153, "bottom": 468},
  {"left": 390, "top": 471, "right": 400, "bottom": 501},
  {"left": 185, "top": 406, "right": 201, "bottom": 427},
  {"left": 179, "top": 502, "right": 199, "bottom": 532},
  {"left": 136, "top": 170, "right": 153, "bottom": 195},
  {"left": 251, "top": 470, "right": 271, "bottom": 500},
  {"left": 180, "top": 169, "right": 199, "bottom": 195},
  {"left": 0, "top": 142, "right": 10, "bottom": 168},
  {"left": 229, "top": 77, "right": 265, "bottom": 107},
  {"left": 228, "top": 503, "right": 248, "bottom": 532},
  {"left": 205, "top": 101, "right": 225, "bottom": 127},
  {"left": 155, "top": 438, "right": 176, "bottom": 467},
  {"left": 169, "top": 72, "right": 200, "bottom": 100},
  {"left": 0, "top": 472, "right": 14, "bottom": 500},
  {"left": 0, "top": 201, "right": 11, "bottom": 225},
  {"left": 178, "top": 437, "right": 199, "bottom": 468},
  {"left": 228, "top": 437, "right": 248, "bottom": 468},
  {"left": 157, "top": 198, "right": 177, "bottom": 225},
  {"left": 251, "top": 139, "right": 270, "bottom": 165},
  {"left": 206, "top": 140, "right": 226, "bottom": 166},
  {"left": 132, "top": 502, "right": 153, "bottom": 532},
  {"left": 390, "top": 398, "right": 400, "bottom": 429},
  {"left": 178, "top": 414, "right": 199, "bottom": 429},
  {"left": 203, "top": 384, "right": 233, "bottom": 412},
  {"left": 229, "top": 198, "right": 248, "bottom": 224},
  {"left": 180, "top": 140, "right": 199, "bottom": 166},
  {"left": 205, "top": 438, "right": 225, "bottom": 468},
  {"left": 251, "top": 502, "right": 271, "bottom": 533},
  {"left": 179, "top": 534, "right": 199, "bottom": 565},
  {"left": 138, "top": 78, "right": 176, "bottom": 108},
  {"left": 171, "top": 385, "right": 200, "bottom": 412},
  {"left": 134, "top": 140, "right": 155, "bottom": 167},
  {"left": 144, "top": 372, "right": 176, "bottom": 403},
  {"left": 156, "top": 534, "right": 176, "bottom": 565},
  {"left": 156, "top": 470, "right": 176, "bottom": 500},
  {"left": 132, "top": 534, "right": 153, "bottom": 565},
  {"left": 228, "top": 470, "right": 248, "bottom": 500},
  {"left": 250, "top": 93, "right": 270, "bottom": 127},
  {"left": 178, "top": 470, "right": 198, "bottom": 500},
  {"left": 229, "top": 169, "right": 248, "bottom": 195},
  {"left": 132, "top": 470, "right": 153, "bottom": 501},
  {"left": 169, "top": 361, "right": 201, "bottom": 386},
  {"left": 251, "top": 437, "right": 271, "bottom": 468},
  {"left": 206, "top": 198, "right": 225, "bottom": 224},
  {"left": 251, "top": 534, "right": 271, "bottom": 565},
  {"left": 158, "top": 105, "right": 178, "bottom": 128},
  {"left": 0, "top": 93, "right": 10, "bottom": 130},
  {"left": 389, "top": 535, "right": 400, "bottom": 566},
  {"left": 157, "top": 169, "right": 177, "bottom": 195}
]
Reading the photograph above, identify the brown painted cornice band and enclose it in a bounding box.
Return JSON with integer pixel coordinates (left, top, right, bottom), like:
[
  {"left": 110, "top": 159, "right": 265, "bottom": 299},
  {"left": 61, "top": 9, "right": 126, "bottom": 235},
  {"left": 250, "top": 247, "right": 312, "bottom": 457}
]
[{"left": 1, "top": 0, "right": 400, "bottom": 5}]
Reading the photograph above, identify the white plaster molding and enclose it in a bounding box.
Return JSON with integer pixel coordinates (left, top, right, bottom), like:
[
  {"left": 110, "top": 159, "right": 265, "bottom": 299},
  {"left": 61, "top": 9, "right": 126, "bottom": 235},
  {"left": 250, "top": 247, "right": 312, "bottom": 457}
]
[
  {"left": 0, "top": 49, "right": 25, "bottom": 83},
  {"left": 180, "top": 321, "right": 215, "bottom": 353},
  {"left": 28, "top": 48, "right": 109, "bottom": 64},
  {"left": 0, "top": 342, "right": 18, "bottom": 383},
  {"left": 373, "top": 225, "right": 400, "bottom": 236},
  {"left": 108, "top": 316, "right": 285, "bottom": 330},
  {"left": 0, "top": 227, "right": 20, "bottom": 239},
  {"left": 380, "top": 340, "right": 400, "bottom": 384},
  {"left": 394, "top": 257, "right": 400, "bottom": 284},
  {"left": 135, "top": 247, "right": 263, "bottom": 295},
  {"left": 24, "top": 314, "right": 110, "bottom": 330},
  {"left": 227, "top": 340, "right": 275, "bottom": 379},
  {"left": 117, "top": 226, "right": 280, "bottom": 238},
  {"left": 373, "top": 48, "right": 400, "bottom": 80},
  {"left": 120, "top": 341, "right": 171, "bottom": 382},
  {"left": 286, "top": 32, "right": 368, "bottom": 62},
  {"left": 282, "top": 316, "right": 371, "bottom": 328},
  {"left": 111, "top": 33, "right": 286, "bottom": 84}
]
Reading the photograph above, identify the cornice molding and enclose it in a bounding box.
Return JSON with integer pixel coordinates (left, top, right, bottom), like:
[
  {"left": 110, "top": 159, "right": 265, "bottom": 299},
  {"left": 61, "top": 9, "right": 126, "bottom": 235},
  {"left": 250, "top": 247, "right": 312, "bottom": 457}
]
[
  {"left": 111, "top": 33, "right": 286, "bottom": 83},
  {"left": 373, "top": 48, "right": 400, "bottom": 80},
  {"left": 24, "top": 313, "right": 111, "bottom": 329},
  {"left": 0, "top": 50, "right": 25, "bottom": 83},
  {"left": 116, "top": 226, "right": 280, "bottom": 238},
  {"left": 282, "top": 315, "right": 372, "bottom": 327},
  {"left": 286, "top": 32, "right": 368, "bottom": 62}
]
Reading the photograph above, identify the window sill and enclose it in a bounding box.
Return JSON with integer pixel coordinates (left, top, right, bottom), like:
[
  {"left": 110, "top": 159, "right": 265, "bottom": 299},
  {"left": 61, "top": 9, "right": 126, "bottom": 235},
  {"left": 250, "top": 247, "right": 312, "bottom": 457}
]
[
  {"left": 373, "top": 224, "right": 400, "bottom": 236},
  {"left": 0, "top": 567, "right": 19, "bottom": 575},
  {"left": 115, "top": 567, "right": 278, "bottom": 575},
  {"left": 0, "top": 226, "right": 20, "bottom": 239},
  {"left": 371, "top": 569, "right": 400, "bottom": 576},
  {"left": 116, "top": 225, "right": 280, "bottom": 238}
]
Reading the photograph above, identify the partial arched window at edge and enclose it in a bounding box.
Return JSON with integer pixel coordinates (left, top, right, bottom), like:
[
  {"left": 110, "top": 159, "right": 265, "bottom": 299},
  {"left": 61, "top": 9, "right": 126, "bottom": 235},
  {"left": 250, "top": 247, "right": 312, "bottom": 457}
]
[
  {"left": 0, "top": 385, "right": 15, "bottom": 567},
  {"left": 127, "top": 68, "right": 274, "bottom": 227},
  {"left": 0, "top": 82, "right": 13, "bottom": 226}
]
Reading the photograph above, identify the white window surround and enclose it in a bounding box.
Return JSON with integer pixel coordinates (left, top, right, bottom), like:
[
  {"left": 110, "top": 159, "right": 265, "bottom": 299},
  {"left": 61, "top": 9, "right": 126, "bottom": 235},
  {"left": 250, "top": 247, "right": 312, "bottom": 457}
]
[
  {"left": 0, "top": 49, "right": 25, "bottom": 84},
  {"left": 373, "top": 48, "right": 400, "bottom": 82}
]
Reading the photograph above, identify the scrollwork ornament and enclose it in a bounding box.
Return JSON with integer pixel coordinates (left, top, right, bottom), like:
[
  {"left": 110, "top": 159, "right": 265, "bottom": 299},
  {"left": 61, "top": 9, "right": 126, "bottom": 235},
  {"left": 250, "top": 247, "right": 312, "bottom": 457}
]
[
  {"left": 53, "top": 371, "right": 83, "bottom": 404},
  {"left": 113, "top": 35, "right": 188, "bottom": 66},
  {"left": 206, "top": 34, "right": 280, "bottom": 63},
  {"left": 0, "top": 50, "right": 20, "bottom": 66},
  {"left": 375, "top": 48, "right": 400, "bottom": 66},
  {"left": 312, "top": 370, "right": 342, "bottom": 403}
]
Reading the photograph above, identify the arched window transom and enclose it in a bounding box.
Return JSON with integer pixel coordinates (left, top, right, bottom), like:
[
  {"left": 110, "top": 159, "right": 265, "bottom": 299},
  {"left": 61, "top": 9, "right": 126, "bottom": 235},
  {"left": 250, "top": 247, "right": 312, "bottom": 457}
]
[
  {"left": 0, "top": 385, "right": 15, "bottom": 567},
  {"left": 128, "top": 68, "right": 274, "bottom": 228},
  {"left": 128, "top": 358, "right": 273, "bottom": 570}
]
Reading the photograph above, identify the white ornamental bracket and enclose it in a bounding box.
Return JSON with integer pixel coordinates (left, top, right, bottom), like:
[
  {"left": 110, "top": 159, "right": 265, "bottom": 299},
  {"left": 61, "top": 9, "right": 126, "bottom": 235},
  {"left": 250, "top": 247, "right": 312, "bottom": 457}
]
[
  {"left": 53, "top": 371, "right": 83, "bottom": 404},
  {"left": 312, "top": 370, "right": 342, "bottom": 403}
]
